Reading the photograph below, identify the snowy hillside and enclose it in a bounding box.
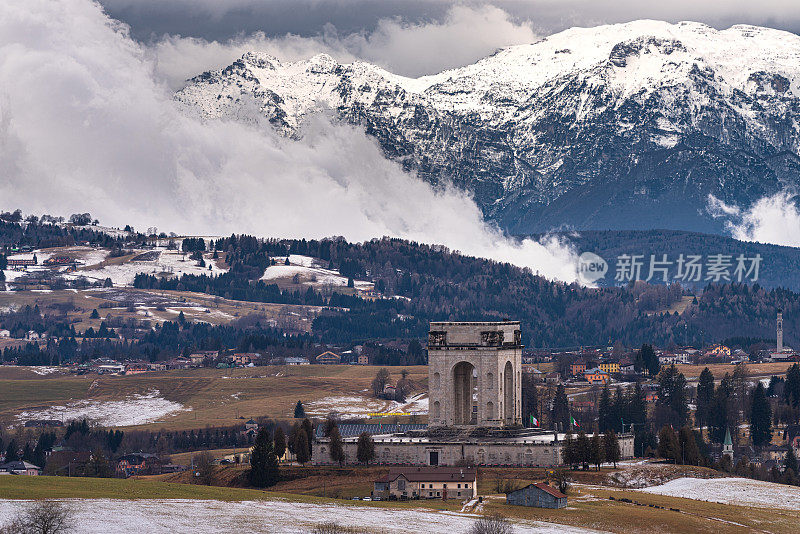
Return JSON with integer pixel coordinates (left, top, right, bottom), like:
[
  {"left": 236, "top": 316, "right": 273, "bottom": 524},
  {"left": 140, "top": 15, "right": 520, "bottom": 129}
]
[{"left": 176, "top": 21, "right": 800, "bottom": 234}]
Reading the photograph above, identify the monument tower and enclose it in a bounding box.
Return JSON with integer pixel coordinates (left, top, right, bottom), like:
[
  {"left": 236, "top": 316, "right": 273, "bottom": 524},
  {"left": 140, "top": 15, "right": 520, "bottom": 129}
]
[
  {"left": 427, "top": 321, "right": 522, "bottom": 428},
  {"left": 778, "top": 309, "right": 784, "bottom": 353}
]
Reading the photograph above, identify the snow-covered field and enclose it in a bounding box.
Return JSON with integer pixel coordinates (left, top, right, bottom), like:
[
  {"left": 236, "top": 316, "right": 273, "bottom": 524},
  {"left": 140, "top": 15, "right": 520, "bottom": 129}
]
[
  {"left": 74, "top": 249, "right": 226, "bottom": 286},
  {"left": 262, "top": 255, "right": 372, "bottom": 289},
  {"left": 0, "top": 499, "right": 601, "bottom": 533},
  {"left": 14, "top": 390, "right": 188, "bottom": 427},
  {"left": 304, "top": 393, "right": 428, "bottom": 418},
  {"left": 640, "top": 477, "right": 800, "bottom": 511}
]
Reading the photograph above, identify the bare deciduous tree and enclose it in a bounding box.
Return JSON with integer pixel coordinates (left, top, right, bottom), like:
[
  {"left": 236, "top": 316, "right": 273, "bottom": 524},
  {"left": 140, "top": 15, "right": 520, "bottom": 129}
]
[
  {"left": 0, "top": 500, "right": 74, "bottom": 534},
  {"left": 467, "top": 513, "right": 514, "bottom": 534},
  {"left": 192, "top": 451, "right": 216, "bottom": 485}
]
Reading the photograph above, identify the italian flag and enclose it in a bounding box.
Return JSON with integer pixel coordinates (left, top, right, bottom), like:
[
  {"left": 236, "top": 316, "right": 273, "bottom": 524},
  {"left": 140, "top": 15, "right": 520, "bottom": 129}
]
[
  {"left": 570, "top": 416, "right": 579, "bottom": 428},
  {"left": 530, "top": 415, "right": 539, "bottom": 427}
]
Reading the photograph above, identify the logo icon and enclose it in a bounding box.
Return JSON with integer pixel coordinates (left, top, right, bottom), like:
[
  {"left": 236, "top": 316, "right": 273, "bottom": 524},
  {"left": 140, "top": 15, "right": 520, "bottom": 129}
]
[{"left": 577, "top": 252, "right": 608, "bottom": 283}]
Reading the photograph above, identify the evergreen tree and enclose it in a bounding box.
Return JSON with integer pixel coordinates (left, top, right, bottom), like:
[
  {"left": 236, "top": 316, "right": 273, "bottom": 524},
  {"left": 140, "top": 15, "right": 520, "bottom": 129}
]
[
  {"left": 657, "top": 364, "right": 688, "bottom": 427},
  {"left": 356, "top": 432, "right": 375, "bottom": 465},
  {"left": 551, "top": 384, "right": 570, "bottom": 431},
  {"left": 576, "top": 431, "right": 590, "bottom": 470},
  {"left": 603, "top": 430, "right": 621, "bottom": 468},
  {"left": 249, "top": 428, "right": 280, "bottom": 487},
  {"left": 590, "top": 433, "right": 604, "bottom": 470},
  {"left": 657, "top": 425, "right": 680, "bottom": 463},
  {"left": 598, "top": 386, "right": 612, "bottom": 432},
  {"left": 784, "top": 446, "right": 799, "bottom": 474},
  {"left": 678, "top": 427, "right": 700, "bottom": 465},
  {"left": 635, "top": 344, "right": 660, "bottom": 376},
  {"left": 294, "top": 430, "right": 310, "bottom": 466},
  {"left": 5, "top": 439, "right": 19, "bottom": 462},
  {"left": 749, "top": 382, "right": 772, "bottom": 447},
  {"left": 708, "top": 374, "right": 733, "bottom": 443},
  {"left": 629, "top": 382, "right": 647, "bottom": 427},
  {"left": 301, "top": 418, "right": 314, "bottom": 459},
  {"left": 785, "top": 364, "right": 800, "bottom": 408},
  {"left": 329, "top": 425, "right": 345, "bottom": 466},
  {"left": 273, "top": 426, "right": 287, "bottom": 460},
  {"left": 696, "top": 367, "right": 715, "bottom": 428},
  {"left": 562, "top": 432, "right": 576, "bottom": 468},
  {"left": 294, "top": 400, "right": 306, "bottom": 419}
]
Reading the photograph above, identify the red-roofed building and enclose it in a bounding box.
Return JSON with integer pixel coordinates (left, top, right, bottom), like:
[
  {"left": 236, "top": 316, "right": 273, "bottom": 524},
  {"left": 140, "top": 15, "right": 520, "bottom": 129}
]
[{"left": 506, "top": 482, "right": 567, "bottom": 508}]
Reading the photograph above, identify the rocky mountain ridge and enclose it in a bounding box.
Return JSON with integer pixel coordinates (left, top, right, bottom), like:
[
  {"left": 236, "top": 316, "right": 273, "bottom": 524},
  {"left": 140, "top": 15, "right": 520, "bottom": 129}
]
[{"left": 175, "top": 20, "right": 800, "bottom": 234}]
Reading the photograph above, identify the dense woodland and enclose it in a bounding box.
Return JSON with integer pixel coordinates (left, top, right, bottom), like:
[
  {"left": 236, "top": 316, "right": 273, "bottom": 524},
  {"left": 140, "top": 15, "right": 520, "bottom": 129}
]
[
  {"left": 133, "top": 235, "right": 799, "bottom": 348},
  {"left": 2, "top": 213, "right": 799, "bottom": 350}
]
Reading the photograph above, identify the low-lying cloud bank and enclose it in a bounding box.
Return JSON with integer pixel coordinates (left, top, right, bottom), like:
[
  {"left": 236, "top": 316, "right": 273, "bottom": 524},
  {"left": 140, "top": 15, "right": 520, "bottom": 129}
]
[
  {"left": 709, "top": 193, "right": 800, "bottom": 247},
  {"left": 0, "top": 0, "right": 579, "bottom": 282},
  {"left": 148, "top": 5, "right": 538, "bottom": 89}
]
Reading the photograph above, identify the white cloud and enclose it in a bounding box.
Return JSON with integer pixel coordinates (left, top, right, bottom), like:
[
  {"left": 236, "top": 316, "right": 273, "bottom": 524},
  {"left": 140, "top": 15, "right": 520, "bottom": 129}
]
[
  {"left": 0, "top": 0, "right": 579, "bottom": 283},
  {"left": 147, "top": 5, "right": 537, "bottom": 89},
  {"left": 339, "top": 5, "right": 538, "bottom": 77},
  {"left": 709, "top": 192, "right": 800, "bottom": 247}
]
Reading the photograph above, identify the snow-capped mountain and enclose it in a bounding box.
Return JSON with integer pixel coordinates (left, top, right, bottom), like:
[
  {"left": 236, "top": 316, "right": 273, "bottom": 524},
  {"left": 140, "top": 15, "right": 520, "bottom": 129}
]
[{"left": 175, "top": 20, "right": 800, "bottom": 234}]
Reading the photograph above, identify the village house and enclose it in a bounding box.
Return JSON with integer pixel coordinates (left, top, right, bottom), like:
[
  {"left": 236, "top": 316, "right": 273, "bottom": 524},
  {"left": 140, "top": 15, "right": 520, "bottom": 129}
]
[
  {"left": 148, "top": 362, "right": 167, "bottom": 371},
  {"left": 6, "top": 258, "right": 36, "bottom": 268},
  {"left": 315, "top": 351, "right": 341, "bottom": 364},
  {"left": 569, "top": 362, "right": 587, "bottom": 377},
  {"left": 598, "top": 362, "right": 620, "bottom": 375},
  {"left": 230, "top": 352, "right": 258, "bottom": 366},
  {"left": 373, "top": 467, "right": 476, "bottom": 500},
  {"left": 584, "top": 368, "right": 610, "bottom": 385},
  {"left": 116, "top": 453, "right": 162, "bottom": 477},
  {"left": 0, "top": 329, "right": 10, "bottom": 338},
  {"left": 25, "top": 330, "right": 42, "bottom": 341},
  {"left": 0, "top": 461, "right": 40, "bottom": 476},
  {"left": 124, "top": 362, "right": 149, "bottom": 375},
  {"left": 283, "top": 356, "right": 310, "bottom": 366},
  {"left": 96, "top": 363, "right": 125, "bottom": 374},
  {"left": 166, "top": 358, "right": 192, "bottom": 370},
  {"left": 189, "top": 351, "right": 218, "bottom": 366},
  {"left": 358, "top": 353, "right": 369, "bottom": 365},
  {"left": 705, "top": 344, "right": 731, "bottom": 359},
  {"left": 241, "top": 419, "right": 259, "bottom": 437},
  {"left": 545, "top": 372, "right": 560, "bottom": 384},
  {"left": 506, "top": 482, "right": 567, "bottom": 508}
]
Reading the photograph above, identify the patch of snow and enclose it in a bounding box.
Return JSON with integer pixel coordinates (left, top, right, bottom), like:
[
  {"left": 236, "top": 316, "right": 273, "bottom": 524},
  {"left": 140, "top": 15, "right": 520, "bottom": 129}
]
[
  {"left": 0, "top": 499, "right": 602, "bottom": 533},
  {"left": 72, "top": 248, "right": 228, "bottom": 287},
  {"left": 261, "top": 262, "right": 372, "bottom": 289},
  {"left": 14, "top": 390, "right": 189, "bottom": 427},
  {"left": 640, "top": 477, "right": 800, "bottom": 510},
  {"left": 22, "top": 366, "right": 63, "bottom": 376}
]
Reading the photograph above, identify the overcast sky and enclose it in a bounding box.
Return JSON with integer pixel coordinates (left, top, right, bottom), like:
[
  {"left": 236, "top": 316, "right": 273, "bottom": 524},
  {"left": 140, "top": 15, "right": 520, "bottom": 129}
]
[{"left": 101, "top": 0, "right": 800, "bottom": 43}]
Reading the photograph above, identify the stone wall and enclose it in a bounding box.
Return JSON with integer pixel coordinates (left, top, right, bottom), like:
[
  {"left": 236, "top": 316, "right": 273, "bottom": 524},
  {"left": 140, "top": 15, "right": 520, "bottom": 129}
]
[{"left": 313, "top": 434, "right": 635, "bottom": 467}]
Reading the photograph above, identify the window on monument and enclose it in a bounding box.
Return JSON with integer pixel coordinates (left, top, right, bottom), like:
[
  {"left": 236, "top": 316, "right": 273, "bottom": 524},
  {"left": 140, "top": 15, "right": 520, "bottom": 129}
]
[
  {"left": 433, "top": 401, "right": 441, "bottom": 419},
  {"left": 433, "top": 372, "right": 440, "bottom": 389},
  {"left": 487, "top": 372, "right": 493, "bottom": 389},
  {"left": 487, "top": 401, "right": 495, "bottom": 419}
]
